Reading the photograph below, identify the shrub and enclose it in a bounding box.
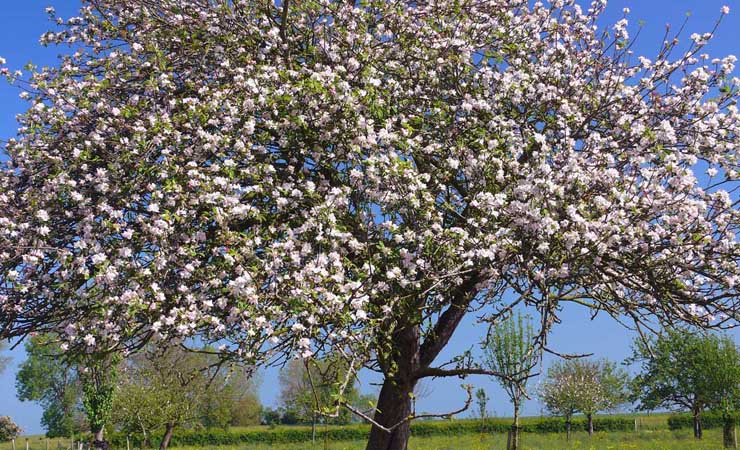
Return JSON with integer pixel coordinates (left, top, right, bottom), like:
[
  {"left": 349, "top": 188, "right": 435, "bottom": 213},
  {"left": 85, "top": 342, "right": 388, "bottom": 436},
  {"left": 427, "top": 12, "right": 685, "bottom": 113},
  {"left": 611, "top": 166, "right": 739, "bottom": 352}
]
[
  {"left": 667, "top": 411, "right": 739, "bottom": 430},
  {"left": 108, "top": 416, "right": 633, "bottom": 447},
  {"left": 0, "top": 416, "right": 22, "bottom": 442}
]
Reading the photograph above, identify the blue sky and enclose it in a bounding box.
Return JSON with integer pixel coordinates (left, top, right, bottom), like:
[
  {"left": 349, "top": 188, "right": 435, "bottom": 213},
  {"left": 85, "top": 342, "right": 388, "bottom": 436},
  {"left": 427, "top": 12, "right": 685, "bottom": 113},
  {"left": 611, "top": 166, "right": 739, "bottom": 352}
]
[{"left": 2, "top": 0, "right": 740, "bottom": 435}]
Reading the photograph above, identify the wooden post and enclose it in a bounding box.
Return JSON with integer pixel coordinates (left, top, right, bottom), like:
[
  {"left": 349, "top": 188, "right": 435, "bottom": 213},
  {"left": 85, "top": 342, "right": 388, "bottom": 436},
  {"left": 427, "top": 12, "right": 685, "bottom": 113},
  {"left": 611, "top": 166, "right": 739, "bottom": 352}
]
[
  {"left": 25, "top": 439, "right": 29, "bottom": 450},
  {"left": 506, "top": 429, "right": 512, "bottom": 450}
]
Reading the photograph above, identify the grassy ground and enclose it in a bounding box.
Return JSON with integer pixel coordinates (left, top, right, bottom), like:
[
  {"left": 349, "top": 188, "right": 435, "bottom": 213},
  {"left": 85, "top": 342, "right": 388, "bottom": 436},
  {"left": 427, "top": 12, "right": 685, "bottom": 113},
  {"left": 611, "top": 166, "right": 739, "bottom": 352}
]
[
  {"left": 163, "top": 429, "right": 727, "bottom": 450},
  {"left": 5, "top": 415, "right": 721, "bottom": 450}
]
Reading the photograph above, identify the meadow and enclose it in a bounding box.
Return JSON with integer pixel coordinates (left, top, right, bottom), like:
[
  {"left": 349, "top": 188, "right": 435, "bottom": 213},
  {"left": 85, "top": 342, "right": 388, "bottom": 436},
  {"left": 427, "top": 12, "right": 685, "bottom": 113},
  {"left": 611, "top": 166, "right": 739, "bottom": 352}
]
[{"left": 5, "top": 413, "right": 733, "bottom": 450}]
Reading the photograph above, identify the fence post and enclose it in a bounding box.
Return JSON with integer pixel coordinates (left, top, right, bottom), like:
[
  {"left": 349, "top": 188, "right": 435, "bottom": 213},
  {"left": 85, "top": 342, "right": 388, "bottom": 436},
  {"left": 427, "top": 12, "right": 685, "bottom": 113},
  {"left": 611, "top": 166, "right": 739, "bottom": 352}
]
[{"left": 25, "top": 439, "right": 29, "bottom": 450}]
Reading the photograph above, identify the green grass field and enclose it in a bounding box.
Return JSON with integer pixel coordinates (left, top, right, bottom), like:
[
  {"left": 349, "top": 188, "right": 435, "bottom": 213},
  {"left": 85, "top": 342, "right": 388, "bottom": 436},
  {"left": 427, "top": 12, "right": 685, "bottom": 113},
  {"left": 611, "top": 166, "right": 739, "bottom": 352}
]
[
  {"left": 164, "top": 429, "right": 728, "bottom": 450},
  {"left": 5, "top": 414, "right": 729, "bottom": 450}
]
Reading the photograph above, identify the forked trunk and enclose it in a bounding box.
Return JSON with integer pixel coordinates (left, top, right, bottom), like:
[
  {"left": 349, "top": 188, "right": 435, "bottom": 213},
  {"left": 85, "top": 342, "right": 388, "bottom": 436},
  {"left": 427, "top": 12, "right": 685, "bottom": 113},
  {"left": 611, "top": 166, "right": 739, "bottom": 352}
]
[
  {"left": 159, "top": 423, "right": 176, "bottom": 450},
  {"left": 365, "top": 325, "right": 420, "bottom": 450}
]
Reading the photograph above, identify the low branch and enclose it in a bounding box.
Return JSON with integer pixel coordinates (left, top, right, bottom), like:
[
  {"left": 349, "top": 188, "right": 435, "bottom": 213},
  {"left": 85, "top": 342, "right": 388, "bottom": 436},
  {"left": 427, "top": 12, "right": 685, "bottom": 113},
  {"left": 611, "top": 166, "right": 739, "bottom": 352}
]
[
  {"left": 415, "top": 366, "right": 539, "bottom": 381},
  {"left": 340, "top": 385, "right": 474, "bottom": 434}
]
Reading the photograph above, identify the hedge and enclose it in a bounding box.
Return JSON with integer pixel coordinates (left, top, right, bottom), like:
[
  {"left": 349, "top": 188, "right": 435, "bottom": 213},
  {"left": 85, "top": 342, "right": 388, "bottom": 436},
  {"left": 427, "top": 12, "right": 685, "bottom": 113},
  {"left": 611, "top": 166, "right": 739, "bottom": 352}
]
[
  {"left": 667, "top": 412, "right": 738, "bottom": 430},
  {"left": 108, "top": 416, "right": 633, "bottom": 447}
]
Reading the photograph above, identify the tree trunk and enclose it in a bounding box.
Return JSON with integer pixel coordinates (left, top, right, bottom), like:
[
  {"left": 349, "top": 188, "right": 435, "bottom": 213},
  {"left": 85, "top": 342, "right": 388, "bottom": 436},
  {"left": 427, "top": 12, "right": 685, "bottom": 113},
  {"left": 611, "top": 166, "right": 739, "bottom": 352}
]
[
  {"left": 92, "top": 428, "right": 107, "bottom": 449},
  {"left": 511, "top": 403, "right": 520, "bottom": 450},
  {"left": 693, "top": 407, "right": 703, "bottom": 439},
  {"left": 566, "top": 418, "right": 571, "bottom": 442},
  {"left": 159, "top": 423, "right": 176, "bottom": 450},
  {"left": 587, "top": 413, "right": 594, "bottom": 437},
  {"left": 365, "top": 325, "right": 420, "bottom": 450},
  {"left": 724, "top": 417, "right": 737, "bottom": 449}
]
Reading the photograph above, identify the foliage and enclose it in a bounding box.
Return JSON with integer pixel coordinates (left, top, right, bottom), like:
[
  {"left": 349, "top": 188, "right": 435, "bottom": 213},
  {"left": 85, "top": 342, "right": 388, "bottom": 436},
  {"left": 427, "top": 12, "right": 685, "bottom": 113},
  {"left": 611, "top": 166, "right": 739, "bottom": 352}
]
[
  {"left": 278, "top": 358, "right": 360, "bottom": 425},
  {"left": 0, "top": 342, "right": 9, "bottom": 374},
  {"left": 79, "top": 353, "right": 120, "bottom": 442},
  {"left": 482, "top": 312, "right": 540, "bottom": 448},
  {"left": 539, "top": 358, "right": 628, "bottom": 435},
  {"left": 474, "top": 388, "right": 490, "bottom": 419},
  {"left": 4, "top": 1, "right": 740, "bottom": 449},
  {"left": 15, "top": 334, "right": 85, "bottom": 438},
  {"left": 628, "top": 329, "right": 740, "bottom": 438},
  {"left": 107, "top": 417, "right": 633, "bottom": 447},
  {"left": 111, "top": 345, "right": 260, "bottom": 448},
  {"left": 0, "top": 416, "right": 22, "bottom": 442},
  {"left": 668, "top": 412, "right": 740, "bottom": 431}
]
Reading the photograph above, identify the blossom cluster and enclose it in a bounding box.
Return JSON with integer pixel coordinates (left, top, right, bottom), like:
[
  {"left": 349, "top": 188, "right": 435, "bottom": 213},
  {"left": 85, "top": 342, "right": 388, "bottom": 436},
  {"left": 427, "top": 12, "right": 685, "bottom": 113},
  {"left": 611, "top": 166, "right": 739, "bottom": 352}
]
[{"left": 1, "top": 0, "right": 740, "bottom": 368}]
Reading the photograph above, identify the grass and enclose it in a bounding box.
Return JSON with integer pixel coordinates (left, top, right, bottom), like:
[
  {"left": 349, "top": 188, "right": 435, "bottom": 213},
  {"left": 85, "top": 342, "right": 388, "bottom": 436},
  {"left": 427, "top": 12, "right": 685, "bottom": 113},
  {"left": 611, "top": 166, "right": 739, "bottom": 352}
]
[
  {"left": 161, "top": 429, "right": 729, "bottom": 450},
  {"left": 4, "top": 415, "right": 725, "bottom": 450}
]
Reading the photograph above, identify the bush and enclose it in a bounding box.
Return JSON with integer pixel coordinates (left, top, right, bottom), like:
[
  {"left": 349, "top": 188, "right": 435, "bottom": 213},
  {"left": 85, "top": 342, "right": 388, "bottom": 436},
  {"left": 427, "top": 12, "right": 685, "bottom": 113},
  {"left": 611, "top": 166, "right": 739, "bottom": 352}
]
[
  {"left": 0, "top": 416, "right": 22, "bottom": 442},
  {"left": 667, "top": 411, "right": 739, "bottom": 430},
  {"left": 108, "top": 415, "right": 633, "bottom": 447}
]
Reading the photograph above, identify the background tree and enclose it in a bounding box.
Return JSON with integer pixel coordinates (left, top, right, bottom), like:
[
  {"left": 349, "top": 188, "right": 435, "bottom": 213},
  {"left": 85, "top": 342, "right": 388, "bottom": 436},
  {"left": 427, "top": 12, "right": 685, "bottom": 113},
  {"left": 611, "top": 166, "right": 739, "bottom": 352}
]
[
  {"left": 539, "top": 360, "right": 582, "bottom": 441},
  {"left": 79, "top": 353, "right": 119, "bottom": 449},
  {"left": 704, "top": 335, "right": 740, "bottom": 449},
  {"left": 279, "top": 358, "right": 360, "bottom": 427},
  {"left": 571, "top": 359, "right": 628, "bottom": 436},
  {"left": 4, "top": 2, "right": 740, "bottom": 450},
  {"left": 112, "top": 345, "right": 240, "bottom": 450},
  {"left": 224, "top": 369, "right": 262, "bottom": 428},
  {"left": 482, "top": 313, "right": 540, "bottom": 450},
  {"left": 0, "top": 342, "right": 9, "bottom": 374},
  {"left": 629, "top": 329, "right": 735, "bottom": 439},
  {"left": 475, "top": 388, "right": 490, "bottom": 419},
  {"left": 15, "top": 334, "right": 84, "bottom": 438},
  {"left": 0, "top": 416, "right": 22, "bottom": 442}
]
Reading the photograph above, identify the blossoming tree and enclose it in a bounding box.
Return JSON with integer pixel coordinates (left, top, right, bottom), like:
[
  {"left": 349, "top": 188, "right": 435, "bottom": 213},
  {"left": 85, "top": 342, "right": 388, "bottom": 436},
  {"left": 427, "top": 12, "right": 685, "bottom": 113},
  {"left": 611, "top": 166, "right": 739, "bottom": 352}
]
[{"left": 3, "top": 1, "right": 740, "bottom": 449}]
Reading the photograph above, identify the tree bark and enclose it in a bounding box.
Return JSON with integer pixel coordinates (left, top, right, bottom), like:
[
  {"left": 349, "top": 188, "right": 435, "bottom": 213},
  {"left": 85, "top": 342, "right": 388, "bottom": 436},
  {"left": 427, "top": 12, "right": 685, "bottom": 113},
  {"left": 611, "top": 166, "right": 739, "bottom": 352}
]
[
  {"left": 724, "top": 418, "right": 737, "bottom": 449},
  {"left": 587, "top": 413, "right": 594, "bottom": 437},
  {"left": 92, "top": 428, "right": 107, "bottom": 449},
  {"left": 566, "top": 418, "right": 571, "bottom": 442},
  {"left": 365, "top": 325, "right": 420, "bottom": 450},
  {"left": 693, "top": 407, "right": 703, "bottom": 439},
  {"left": 159, "top": 423, "right": 176, "bottom": 450},
  {"left": 511, "top": 403, "right": 520, "bottom": 450}
]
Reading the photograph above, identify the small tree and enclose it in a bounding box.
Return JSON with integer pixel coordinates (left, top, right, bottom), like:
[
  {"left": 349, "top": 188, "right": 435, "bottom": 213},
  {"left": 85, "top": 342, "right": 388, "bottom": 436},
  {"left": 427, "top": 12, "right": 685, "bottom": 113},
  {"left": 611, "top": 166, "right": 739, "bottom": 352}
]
[
  {"left": 79, "top": 354, "right": 120, "bottom": 449},
  {"left": 475, "top": 388, "right": 490, "bottom": 419},
  {"left": 572, "top": 359, "right": 628, "bottom": 436},
  {"left": 279, "top": 358, "right": 360, "bottom": 426},
  {"left": 539, "top": 361, "right": 581, "bottom": 441},
  {"left": 628, "top": 329, "right": 738, "bottom": 439},
  {"left": 482, "top": 313, "right": 540, "bottom": 450},
  {"left": 540, "top": 358, "right": 628, "bottom": 438},
  {"left": 0, "top": 416, "right": 22, "bottom": 442},
  {"left": 112, "top": 345, "right": 240, "bottom": 450},
  {"left": 705, "top": 336, "right": 740, "bottom": 449},
  {"left": 15, "top": 334, "right": 85, "bottom": 438}
]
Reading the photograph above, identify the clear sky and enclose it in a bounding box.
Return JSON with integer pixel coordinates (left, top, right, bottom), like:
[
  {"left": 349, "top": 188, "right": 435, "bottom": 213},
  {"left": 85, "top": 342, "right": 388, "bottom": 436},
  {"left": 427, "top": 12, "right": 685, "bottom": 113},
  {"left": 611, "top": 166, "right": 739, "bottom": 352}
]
[{"left": 1, "top": 0, "right": 740, "bottom": 435}]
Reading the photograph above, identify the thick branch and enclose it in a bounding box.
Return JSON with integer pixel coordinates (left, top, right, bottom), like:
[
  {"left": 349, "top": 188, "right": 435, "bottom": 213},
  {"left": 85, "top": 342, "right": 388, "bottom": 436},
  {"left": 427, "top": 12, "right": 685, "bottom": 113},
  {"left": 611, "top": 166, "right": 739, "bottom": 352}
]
[{"left": 418, "top": 274, "right": 479, "bottom": 368}]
